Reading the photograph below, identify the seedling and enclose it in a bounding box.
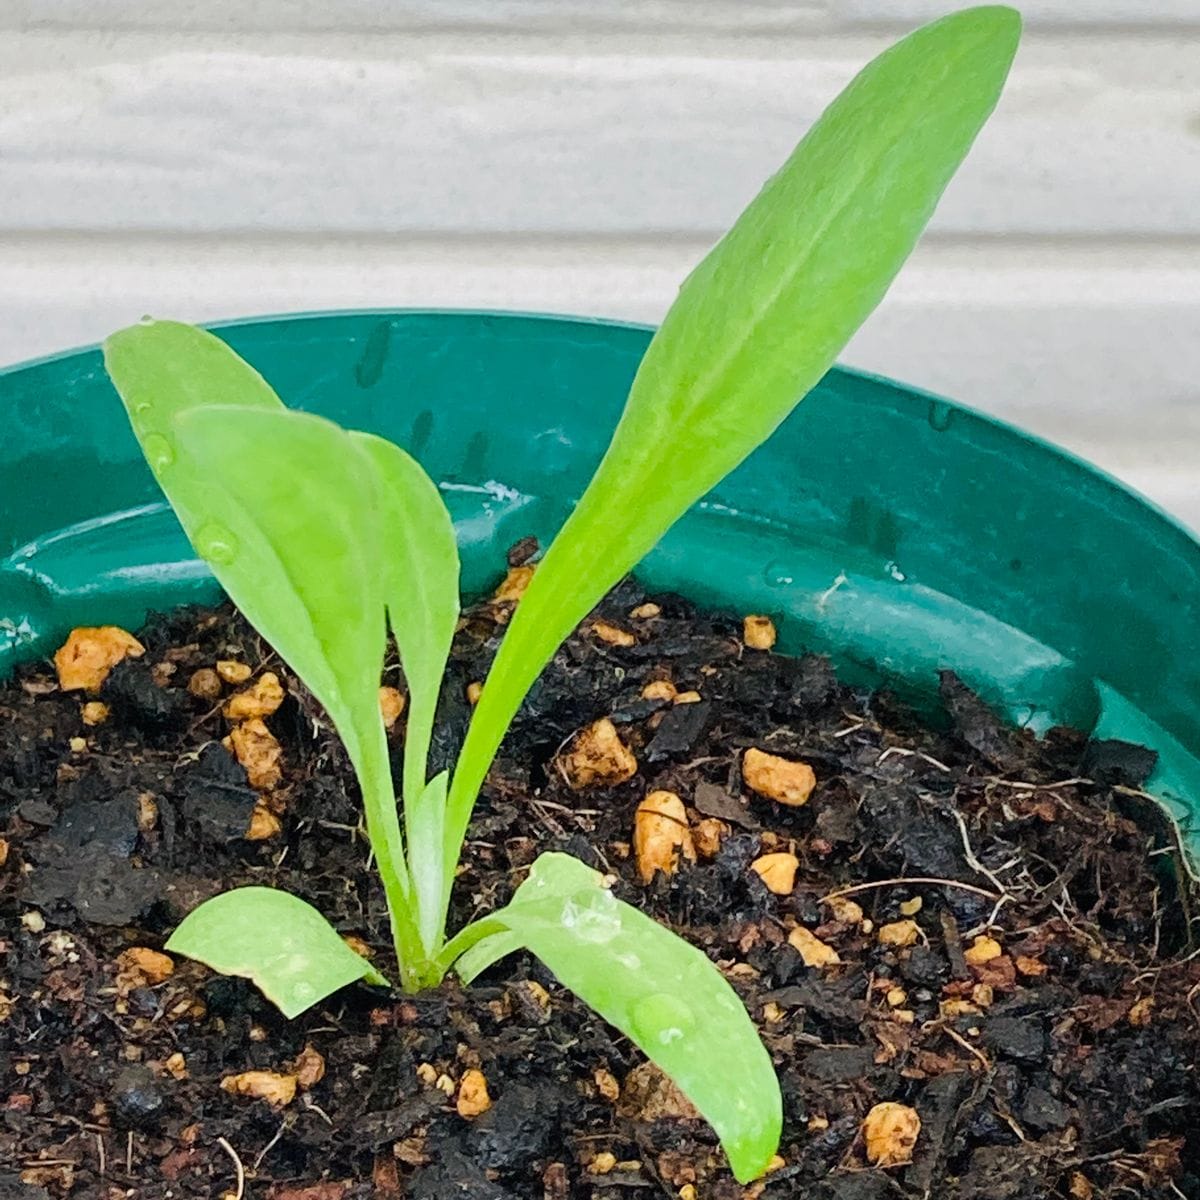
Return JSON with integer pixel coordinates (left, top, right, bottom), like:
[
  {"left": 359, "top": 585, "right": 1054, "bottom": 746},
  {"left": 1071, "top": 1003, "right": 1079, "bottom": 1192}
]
[{"left": 102, "top": 8, "right": 1019, "bottom": 1182}]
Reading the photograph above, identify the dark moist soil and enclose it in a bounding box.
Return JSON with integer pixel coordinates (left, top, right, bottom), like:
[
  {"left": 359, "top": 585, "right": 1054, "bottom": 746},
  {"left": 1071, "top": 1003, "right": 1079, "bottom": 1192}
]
[{"left": 2, "top": 562, "right": 1198, "bottom": 1200}]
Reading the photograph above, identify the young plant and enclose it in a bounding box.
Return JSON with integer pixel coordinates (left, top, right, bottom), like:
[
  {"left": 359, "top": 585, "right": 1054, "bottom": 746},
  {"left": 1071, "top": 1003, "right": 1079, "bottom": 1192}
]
[{"left": 102, "top": 7, "right": 1019, "bottom": 1182}]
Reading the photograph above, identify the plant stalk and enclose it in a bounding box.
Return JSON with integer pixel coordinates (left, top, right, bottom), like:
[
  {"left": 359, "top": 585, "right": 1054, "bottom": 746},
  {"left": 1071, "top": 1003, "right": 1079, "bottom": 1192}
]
[{"left": 349, "top": 719, "right": 436, "bottom": 992}]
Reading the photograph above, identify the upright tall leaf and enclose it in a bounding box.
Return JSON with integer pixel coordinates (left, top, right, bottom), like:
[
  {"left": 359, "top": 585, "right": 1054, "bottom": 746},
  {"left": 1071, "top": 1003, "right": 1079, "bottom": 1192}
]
[
  {"left": 166, "top": 407, "right": 407, "bottom": 885},
  {"left": 351, "top": 432, "right": 460, "bottom": 806},
  {"left": 351, "top": 434, "right": 460, "bottom": 955},
  {"left": 448, "top": 6, "right": 1021, "bottom": 856}
]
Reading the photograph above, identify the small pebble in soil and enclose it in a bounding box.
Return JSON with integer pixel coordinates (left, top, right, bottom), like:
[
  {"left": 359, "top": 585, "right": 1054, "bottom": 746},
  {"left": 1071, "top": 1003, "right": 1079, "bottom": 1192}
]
[
  {"left": 223, "top": 671, "right": 285, "bottom": 720},
  {"left": 54, "top": 625, "right": 144, "bottom": 692},
  {"left": 558, "top": 718, "right": 638, "bottom": 789},
  {"left": 379, "top": 685, "right": 406, "bottom": 730},
  {"left": 742, "top": 613, "right": 777, "bottom": 650},
  {"left": 215, "top": 659, "right": 252, "bottom": 684},
  {"left": 634, "top": 790, "right": 696, "bottom": 882},
  {"left": 110, "top": 1065, "right": 165, "bottom": 1128},
  {"left": 751, "top": 851, "right": 798, "bottom": 895},
  {"left": 742, "top": 746, "right": 816, "bottom": 806}
]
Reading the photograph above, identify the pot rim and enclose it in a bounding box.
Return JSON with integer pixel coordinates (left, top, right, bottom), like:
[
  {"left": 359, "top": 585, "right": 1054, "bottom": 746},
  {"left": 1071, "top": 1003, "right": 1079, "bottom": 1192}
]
[{"left": 4, "top": 304, "right": 1196, "bottom": 552}]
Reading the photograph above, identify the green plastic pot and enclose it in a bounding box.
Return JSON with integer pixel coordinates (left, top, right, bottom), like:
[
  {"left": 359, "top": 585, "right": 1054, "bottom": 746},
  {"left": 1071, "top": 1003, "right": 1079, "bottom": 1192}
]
[{"left": 3, "top": 310, "right": 1198, "bottom": 868}]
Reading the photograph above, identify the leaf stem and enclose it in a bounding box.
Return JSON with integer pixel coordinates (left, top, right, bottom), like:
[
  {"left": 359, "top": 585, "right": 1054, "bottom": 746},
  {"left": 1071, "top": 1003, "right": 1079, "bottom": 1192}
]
[
  {"left": 349, "top": 718, "right": 436, "bottom": 991},
  {"left": 434, "top": 915, "right": 511, "bottom": 975}
]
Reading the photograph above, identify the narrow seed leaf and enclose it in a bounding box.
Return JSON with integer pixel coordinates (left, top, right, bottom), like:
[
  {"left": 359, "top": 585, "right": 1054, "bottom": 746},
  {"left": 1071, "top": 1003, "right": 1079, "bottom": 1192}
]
[
  {"left": 167, "top": 887, "right": 388, "bottom": 1019},
  {"left": 405, "top": 770, "right": 451, "bottom": 953},
  {"left": 451, "top": 853, "right": 781, "bottom": 1184},
  {"left": 350, "top": 432, "right": 460, "bottom": 806},
  {"left": 453, "top": 923, "right": 523, "bottom": 984},
  {"left": 448, "top": 6, "right": 1022, "bottom": 855}
]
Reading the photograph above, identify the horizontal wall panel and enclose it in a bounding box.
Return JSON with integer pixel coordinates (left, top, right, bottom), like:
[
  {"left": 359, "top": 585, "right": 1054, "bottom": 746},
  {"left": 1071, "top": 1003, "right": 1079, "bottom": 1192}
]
[
  {"left": 4, "top": 2, "right": 1193, "bottom": 34},
  {"left": 0, "top": 234, "right": 1194, "bottom": 529},
  {"left": 0, "top": 35, "right": 1196, "bottom": 237}
]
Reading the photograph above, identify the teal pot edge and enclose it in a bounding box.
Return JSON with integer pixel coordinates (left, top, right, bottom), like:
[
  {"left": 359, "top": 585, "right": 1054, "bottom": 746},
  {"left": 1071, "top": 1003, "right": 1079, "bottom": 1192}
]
[{"left": 2, "top": 307, "right": 1198, "bottom": 873}]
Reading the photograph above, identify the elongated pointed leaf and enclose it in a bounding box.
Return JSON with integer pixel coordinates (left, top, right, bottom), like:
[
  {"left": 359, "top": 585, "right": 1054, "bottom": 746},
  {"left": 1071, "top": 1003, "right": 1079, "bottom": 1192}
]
[
  {"left": 406, "top": 770, "right": 450, "bottom": 953},
  {"left": 350, "top": 432, "right": 460, "bottom": 806},
  {"left": 452, "top": 853, "right": 781, "bottom": 1184},
  {"left": 104, "top": 321, "right": 283, "bottom": 438},
  {"left": 165, "top": 407, "right": 385, "bottom": 748},
  {"left": 104, "top": 326, "right": 378, "bottom": 773},
  {"left": 167, "top": 887, "right": 388, "bottom": 1019},
  {"left": 448, "top": 5, "right": 1021, "bottom": 854},
  {"left": 166, "top": 407, "right": 412, "bottom": 907},
  {"left": 349, "top": 434, "right": 459, "bottom": 955},
  {"left": 106, "top": 324, "right": 425, "bottom": 972}
]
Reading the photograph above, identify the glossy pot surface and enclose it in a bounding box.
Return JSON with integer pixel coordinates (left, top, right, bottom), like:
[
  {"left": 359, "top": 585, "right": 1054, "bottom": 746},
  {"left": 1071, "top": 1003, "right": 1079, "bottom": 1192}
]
[{"left": 2, "top": 311, "right": 1197, "bottom": 862}]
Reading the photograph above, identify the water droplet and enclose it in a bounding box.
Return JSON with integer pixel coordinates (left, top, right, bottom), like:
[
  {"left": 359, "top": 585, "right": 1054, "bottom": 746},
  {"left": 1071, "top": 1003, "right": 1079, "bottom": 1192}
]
[
  {"left": 196, "top": 523, "right": 239, "bottom": 566},
  {"left": 560, "top": 893, "right": 620, "bottom": 944},
  {"left": 927, "top": 400, "right": 955, "bottom": 432},
  {"left": 133, "top": 400, "right": 153, "bottom": 416},
  {"left": 138, "top": 314, "right": 155, "bottom": 326},
  {"left": 884, "top": 560, "right": 907, "bottom": 583},
  {"left": 630, "top": 992, "right": 696, "bottom": 1048},
  {"left": 763, "top": 559, "right": 795, "bottom": 588},
  {"left": 142, "top": 433, "right": 174, "bottom": 471}
]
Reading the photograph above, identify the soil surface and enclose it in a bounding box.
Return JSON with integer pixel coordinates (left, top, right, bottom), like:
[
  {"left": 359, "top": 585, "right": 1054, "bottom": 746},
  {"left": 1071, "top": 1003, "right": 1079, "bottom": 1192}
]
[{"left": 1, "top": 564, "right": 1198, "bottom": 1199}]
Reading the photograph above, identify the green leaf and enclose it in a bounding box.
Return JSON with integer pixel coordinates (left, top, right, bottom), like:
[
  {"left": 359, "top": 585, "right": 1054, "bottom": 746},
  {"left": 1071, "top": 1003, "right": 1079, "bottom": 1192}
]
[
  {"left": 104, "top": 323, "right": 446, "bottom": 982},
  {"left": 350, "top": 433, "right": 460, "bottom": 956},
  {"left": 103, "top": 327, "right": 381, "bottom": 787},
  {"left": 163, "top": 407, "right": 417, "bottom": 944},
  {"left": 448, "top": 5, "right": 1021, "bottom": 857},
  {"left": 450, "top": 853, "right": 781, "bottom": 1184},
  {"left": 164, "top": 406, "right": 387, "bottom": 765},
  {"left": 350, "top": 432, "right": 460, "bottom": 805},
  {"left": 406, "top": 770, "right": 451, "bottom": 953},
  {"left": 104, "top": 321, "right": 284, "bottom": 447},
  {"left": 103, "top": 338, "right": 426, "bottom": 971},
  {"left": 167, "top": 887, "right": 389, "bottom": 1019}
]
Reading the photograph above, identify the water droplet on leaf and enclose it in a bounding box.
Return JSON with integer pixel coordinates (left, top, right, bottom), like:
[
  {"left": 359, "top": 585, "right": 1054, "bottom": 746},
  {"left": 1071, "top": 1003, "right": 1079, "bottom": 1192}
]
[
  {"left": 560, "top": 893, "right": 620, "bottom": 944},
  {"left": 196, "top": 524, "right": 239, "bottom": 566},
  {"left": 142, "top": 433, "right": 174, "bottom": 471},
  {"left": 631, "top": 992, "right": 697, "bottom": 1048}
]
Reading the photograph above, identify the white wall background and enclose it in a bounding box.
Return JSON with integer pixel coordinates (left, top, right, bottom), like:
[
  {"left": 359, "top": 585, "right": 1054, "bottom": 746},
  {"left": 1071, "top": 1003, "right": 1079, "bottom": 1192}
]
[{"left": 1, "top": 2, "right": 1197, "bottom": 527}]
